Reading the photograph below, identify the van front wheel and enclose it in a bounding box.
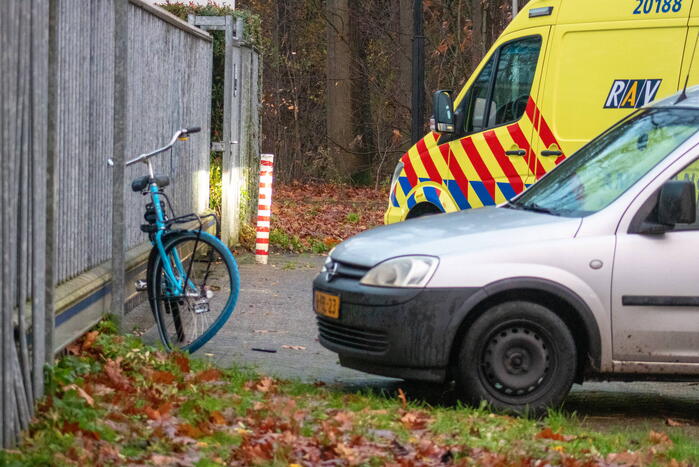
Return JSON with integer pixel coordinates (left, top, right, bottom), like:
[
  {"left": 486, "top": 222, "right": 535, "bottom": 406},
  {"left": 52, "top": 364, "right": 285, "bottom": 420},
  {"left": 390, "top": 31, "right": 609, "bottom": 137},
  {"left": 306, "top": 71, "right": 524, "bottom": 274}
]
[{"left": 455, "top": 301, "right": 577, "bottom": 415}]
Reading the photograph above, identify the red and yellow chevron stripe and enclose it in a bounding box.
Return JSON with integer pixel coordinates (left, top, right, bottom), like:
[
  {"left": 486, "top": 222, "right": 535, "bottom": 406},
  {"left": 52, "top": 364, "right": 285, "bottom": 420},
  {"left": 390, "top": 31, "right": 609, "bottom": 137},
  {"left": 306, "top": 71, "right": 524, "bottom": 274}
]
[{"left": 387, "top": 98, "right": 567, "bottom": 223}]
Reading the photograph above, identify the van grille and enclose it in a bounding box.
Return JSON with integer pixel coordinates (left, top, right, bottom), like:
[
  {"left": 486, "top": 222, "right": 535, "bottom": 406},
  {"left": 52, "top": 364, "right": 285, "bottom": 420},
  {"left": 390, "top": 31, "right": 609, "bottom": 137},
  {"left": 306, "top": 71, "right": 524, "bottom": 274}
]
[
  {"left": 317, "top": 316, "right": 388, "bottom": 353},
  {"left": 327, "top": 260, "right": 370, "bottom": 281}
]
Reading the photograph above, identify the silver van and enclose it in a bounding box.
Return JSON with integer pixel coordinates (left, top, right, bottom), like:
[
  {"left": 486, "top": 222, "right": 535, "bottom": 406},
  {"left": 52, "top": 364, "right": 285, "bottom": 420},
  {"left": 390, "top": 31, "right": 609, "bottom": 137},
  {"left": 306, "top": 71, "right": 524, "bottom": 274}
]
[{"left": 314, "top": 87, "right": 699, "bottom": 414}]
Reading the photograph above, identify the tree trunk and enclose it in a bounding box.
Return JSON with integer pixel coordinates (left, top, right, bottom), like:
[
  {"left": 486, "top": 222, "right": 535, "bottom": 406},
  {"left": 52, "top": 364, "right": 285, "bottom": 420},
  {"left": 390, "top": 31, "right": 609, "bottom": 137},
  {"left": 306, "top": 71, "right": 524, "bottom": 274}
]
[
  {"left": 350, "top": 4, "right": 373, "bottom": 183},
  {"left": 399, "top": 0, "right": 413, "bottom": 118},
  {"left": 471, "top": 0, "right": 485, "bottom": 66},
  {"left": 326, "top": 0, "right": 362, "bottom": 177}
]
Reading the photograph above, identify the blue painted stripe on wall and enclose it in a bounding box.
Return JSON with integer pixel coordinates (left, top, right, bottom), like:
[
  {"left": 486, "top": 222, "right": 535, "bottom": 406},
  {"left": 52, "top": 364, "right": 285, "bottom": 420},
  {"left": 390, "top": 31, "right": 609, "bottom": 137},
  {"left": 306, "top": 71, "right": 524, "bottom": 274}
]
[
  {"left": 55, "top": 283, "right": 112, "bottom": 327},
  {"left": 445, "top": 180, "right": 471, "bottom": 209},
  {"left": 470, "top": 181, "right": 495, "bottom": 206}
]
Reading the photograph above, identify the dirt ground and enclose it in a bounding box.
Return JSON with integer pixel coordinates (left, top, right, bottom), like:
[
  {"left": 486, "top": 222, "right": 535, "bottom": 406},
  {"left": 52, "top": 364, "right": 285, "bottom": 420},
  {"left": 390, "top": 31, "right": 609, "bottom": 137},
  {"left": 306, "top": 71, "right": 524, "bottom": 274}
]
[{"left": 126, "top": 252, "right": 699, "bottom": 438}]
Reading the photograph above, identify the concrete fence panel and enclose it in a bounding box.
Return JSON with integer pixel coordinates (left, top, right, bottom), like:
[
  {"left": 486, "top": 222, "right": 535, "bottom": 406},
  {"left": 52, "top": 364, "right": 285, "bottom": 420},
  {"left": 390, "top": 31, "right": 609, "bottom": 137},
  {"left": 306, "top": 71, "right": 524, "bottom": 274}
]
[
  {"left": 0, "top": 0, "right": 50, "bottom": 448},
  {"left": 0, "top": 0, "right": 214, "bottom": 447}
]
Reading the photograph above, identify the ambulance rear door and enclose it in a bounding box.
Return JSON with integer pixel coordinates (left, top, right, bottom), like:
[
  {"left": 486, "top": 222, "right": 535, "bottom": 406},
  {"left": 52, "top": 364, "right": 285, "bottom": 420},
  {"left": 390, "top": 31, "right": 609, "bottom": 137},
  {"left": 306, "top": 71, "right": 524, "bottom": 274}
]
[{"left": 532, "top": 0, "right": 691, "bottom": 176}]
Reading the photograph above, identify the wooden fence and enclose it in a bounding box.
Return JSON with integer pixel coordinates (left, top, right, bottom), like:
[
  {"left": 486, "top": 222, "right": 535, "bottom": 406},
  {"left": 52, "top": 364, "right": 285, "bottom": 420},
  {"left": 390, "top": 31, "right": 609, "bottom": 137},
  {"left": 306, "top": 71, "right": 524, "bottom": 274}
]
[{"left": 0, "top": 0, "right": 261, "bottom": 448}]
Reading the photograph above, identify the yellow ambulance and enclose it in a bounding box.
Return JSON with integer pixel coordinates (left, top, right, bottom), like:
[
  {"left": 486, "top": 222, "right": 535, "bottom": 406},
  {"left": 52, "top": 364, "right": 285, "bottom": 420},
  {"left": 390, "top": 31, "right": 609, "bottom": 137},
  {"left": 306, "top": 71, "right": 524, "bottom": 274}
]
[{"left": 386, "top": 0, "right": 699, "bottom": 223}]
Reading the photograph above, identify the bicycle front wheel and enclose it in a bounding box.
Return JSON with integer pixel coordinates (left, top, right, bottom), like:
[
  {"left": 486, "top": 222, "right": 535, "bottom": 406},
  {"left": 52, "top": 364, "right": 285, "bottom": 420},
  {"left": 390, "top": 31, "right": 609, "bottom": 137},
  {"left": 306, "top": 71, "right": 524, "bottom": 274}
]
[{"left": 149, "top": 231, "right": 240, "bottom": 352}]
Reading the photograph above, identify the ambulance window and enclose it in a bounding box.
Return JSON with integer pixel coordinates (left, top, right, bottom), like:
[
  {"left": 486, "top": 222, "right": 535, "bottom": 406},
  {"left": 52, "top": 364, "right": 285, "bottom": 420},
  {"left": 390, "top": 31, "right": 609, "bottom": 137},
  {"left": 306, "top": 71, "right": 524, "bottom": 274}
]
[
  {"left": 488, "top": 36, "right": 541, "bottom": 127},
  {"left": 463, "top": 57, "right": 495, "bottom": 133}
]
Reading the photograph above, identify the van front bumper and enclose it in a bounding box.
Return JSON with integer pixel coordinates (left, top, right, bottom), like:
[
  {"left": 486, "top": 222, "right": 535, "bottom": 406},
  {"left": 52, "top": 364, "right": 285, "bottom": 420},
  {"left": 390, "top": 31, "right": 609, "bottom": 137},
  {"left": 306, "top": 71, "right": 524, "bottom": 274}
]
[{"left": 313, "top": 273, "right": 480, "bottom": 382}]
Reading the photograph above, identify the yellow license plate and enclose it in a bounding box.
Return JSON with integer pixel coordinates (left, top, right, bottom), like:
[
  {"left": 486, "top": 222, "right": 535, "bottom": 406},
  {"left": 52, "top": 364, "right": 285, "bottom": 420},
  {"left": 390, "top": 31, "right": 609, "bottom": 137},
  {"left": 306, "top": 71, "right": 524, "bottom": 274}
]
[{"left": 315, "top": 291, "right": 340, "bottom": 319}]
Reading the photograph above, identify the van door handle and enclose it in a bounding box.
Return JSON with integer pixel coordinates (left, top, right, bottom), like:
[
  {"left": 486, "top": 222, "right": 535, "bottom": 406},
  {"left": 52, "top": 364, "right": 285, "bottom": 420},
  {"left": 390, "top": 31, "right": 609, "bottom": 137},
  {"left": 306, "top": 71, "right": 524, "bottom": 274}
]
[
  {"left": 505, "top": 149, "right": 526, "bottom": 156},
  {"left": 541, "top": 150, "right": 563, "bottom": 156}
]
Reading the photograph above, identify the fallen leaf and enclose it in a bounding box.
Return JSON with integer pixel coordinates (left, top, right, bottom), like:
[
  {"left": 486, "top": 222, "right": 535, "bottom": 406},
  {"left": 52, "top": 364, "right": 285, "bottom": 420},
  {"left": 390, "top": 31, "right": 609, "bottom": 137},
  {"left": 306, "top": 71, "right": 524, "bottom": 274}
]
[
  {"left": 281, "top": 345, "right": 306, "bottom": 351},
  {"left": 158, "top": 401, "right": 173, "bottom": 417},
  {"left": 256, "top": 377, "right": 277, "bottom": 393},
  {"left": 397, "top": 388, "right": 407, "bottom": 409},
  {"left": 400, "top": 411, "right": 432, "bottom": 430},
  {"left": 91, "top": 383, "right": 114, "bottom": 397},
  {"left": 81, "top": 330, "right": 99, "bottom": 351},
  {"left": 62, "top": 384, "right": 94, "bottom": 407},
  {"left": 649, "top": 430, "right": 673, "bottom": 447},
  {"left": 103, "top": 359, "right": 132, "bottom": 392},
  {"left": 151, "top": 370, "right": 177, "bottom": 385},
  {"left": 144, "top": 406, "right": 161, "bottom": 421},
  {"left": 150, "top": 454, "right": 193, "bottom": 466},
  {"left": 607, "top": 451, "right": 642, "bottom": 465},
  {"left": 535, "top": 427, "right": 576, "bottom": 442},
  {"left": 210, "top": 410, "right": 226, "bottom": 425},
  {"left": 171, "top": 352, "right": 190, "bottom": 374},
  {"left": 66, "top": 342, "right": 82, "bottom": 356},
  {"left": 177, "top": 423, "right": 204, "bottom": 439},
  {"left": 194, "top": 368, "right": 223, "bottom": 383}
]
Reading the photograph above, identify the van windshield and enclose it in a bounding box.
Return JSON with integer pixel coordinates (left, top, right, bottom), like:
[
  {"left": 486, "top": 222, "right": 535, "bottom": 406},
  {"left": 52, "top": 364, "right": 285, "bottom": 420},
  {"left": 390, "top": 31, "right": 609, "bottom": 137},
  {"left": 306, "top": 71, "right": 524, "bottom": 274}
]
[{"left": 510, "top": 108, "right": 699, "bottom": 217}]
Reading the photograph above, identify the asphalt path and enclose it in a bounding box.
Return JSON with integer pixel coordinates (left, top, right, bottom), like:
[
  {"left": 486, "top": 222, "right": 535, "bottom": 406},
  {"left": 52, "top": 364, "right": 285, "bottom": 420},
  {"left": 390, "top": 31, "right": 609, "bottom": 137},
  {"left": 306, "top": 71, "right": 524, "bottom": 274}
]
[{"left": 126, "top": 252, "right": 699, "bottom": 437}]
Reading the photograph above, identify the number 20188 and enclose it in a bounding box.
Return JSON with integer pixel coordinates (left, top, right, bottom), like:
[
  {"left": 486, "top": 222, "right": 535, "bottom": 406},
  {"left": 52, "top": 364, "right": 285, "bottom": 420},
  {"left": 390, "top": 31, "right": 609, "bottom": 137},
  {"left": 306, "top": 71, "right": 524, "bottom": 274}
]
[{"left": 633, "top": 0, "right": 683, "bottom": 14}]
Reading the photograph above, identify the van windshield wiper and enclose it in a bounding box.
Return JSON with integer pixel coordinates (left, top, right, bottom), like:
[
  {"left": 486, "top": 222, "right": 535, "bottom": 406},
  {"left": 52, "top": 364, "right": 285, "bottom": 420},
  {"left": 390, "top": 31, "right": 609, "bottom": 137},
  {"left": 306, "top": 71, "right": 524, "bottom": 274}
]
[{"left": 509, "top": 201, "right": 558, "bottom": 215}]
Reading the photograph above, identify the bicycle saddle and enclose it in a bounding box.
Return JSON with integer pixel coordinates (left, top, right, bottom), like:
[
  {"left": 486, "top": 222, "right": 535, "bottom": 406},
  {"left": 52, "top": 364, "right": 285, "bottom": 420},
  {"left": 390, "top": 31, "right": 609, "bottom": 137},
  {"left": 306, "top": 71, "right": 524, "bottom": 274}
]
[{"left": 131, "top": 175, "right": 170, "bottom": 192}]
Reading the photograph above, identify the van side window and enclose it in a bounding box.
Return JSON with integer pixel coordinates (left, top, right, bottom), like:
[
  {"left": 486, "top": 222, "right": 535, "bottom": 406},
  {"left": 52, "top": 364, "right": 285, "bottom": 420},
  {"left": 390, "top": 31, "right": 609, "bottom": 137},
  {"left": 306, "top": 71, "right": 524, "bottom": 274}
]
[
  {"left": 461, "top": 36, "right": 542, "bottom": 135},
  {"left": 670, "top": 159, "right": 699, "bottom": 231},
  {"left": 463, "top": 57, "right": 495, "bottom": 134},
  {"left": 489, "top": 36, "right": 542, "bottom": 127}
]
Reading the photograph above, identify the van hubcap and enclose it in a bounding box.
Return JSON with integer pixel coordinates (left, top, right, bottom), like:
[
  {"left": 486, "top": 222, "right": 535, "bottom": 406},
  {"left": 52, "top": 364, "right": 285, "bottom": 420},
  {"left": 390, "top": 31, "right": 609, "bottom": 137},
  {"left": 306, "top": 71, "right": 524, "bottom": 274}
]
[{"left": 481, "top": 326, "right": 551, "bottom": 396}]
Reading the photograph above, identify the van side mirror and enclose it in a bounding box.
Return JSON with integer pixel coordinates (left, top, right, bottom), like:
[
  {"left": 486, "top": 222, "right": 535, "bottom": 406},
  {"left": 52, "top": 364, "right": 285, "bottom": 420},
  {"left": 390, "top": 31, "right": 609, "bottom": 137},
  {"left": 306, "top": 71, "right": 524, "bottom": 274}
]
[
  {"left": 634, "top": 180, "right": 696, "bottom": 235},
  {"left": 432, "top": 90, "right": 455, "bottom": 134},
  {"left": 658, "top": 180, "right": 696, "bottom": 226}
]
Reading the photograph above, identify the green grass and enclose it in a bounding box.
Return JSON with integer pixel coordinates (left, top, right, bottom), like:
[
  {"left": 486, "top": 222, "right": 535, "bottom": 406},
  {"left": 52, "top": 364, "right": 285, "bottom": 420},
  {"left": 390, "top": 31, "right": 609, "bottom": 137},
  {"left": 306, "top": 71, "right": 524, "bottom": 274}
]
[
  {"left": 1, "top": 324, "right": 696, "bottom": 466},
  {"left": 269, "top": 227, "right": 304, "bottom": 251}
]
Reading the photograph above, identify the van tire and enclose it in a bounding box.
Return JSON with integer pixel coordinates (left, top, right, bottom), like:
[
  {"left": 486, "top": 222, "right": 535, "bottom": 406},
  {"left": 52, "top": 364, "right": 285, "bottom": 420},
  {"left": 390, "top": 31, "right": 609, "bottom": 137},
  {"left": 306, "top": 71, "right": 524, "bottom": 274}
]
[
  {"left": 455, "top": 301, "right": 577, "bottom": 416},
  {"left": 406, "top": 203, "right": 442, "bottom": 219}
]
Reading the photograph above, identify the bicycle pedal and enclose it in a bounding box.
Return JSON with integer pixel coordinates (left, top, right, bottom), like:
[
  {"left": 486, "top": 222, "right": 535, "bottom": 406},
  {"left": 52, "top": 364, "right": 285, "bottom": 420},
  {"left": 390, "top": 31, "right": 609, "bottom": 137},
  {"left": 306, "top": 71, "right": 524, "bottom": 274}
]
[{"left": 134, "top": 279, "right": 147, "bottom": 292}]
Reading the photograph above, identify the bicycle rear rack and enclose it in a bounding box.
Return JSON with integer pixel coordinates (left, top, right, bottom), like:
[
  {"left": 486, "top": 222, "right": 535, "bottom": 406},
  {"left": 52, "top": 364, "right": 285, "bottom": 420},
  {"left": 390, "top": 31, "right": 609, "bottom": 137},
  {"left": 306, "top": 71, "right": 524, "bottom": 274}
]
[{"left": 140, "top": 189, "right": 221, "bottom": 239}]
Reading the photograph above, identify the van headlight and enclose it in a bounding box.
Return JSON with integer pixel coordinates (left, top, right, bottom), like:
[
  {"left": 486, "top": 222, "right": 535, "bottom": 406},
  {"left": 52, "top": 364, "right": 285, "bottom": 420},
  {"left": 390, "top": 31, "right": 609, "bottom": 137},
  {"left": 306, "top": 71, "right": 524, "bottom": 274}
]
[
  {"left": 321, "top": 248, "right": 336, "bottom": 272},
  {"left": 360, "top": 256, "right": 438, "bottom": 288}
]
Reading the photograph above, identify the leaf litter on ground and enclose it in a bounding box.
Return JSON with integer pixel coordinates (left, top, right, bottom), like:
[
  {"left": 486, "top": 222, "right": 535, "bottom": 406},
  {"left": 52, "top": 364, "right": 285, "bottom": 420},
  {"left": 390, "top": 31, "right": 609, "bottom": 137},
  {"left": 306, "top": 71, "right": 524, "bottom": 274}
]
[
  {"left": 2, "top": 321, "right": 697, "bottom": 466},
  {"left": 242, "top": 182, "right": 388, "bottom": 253}
]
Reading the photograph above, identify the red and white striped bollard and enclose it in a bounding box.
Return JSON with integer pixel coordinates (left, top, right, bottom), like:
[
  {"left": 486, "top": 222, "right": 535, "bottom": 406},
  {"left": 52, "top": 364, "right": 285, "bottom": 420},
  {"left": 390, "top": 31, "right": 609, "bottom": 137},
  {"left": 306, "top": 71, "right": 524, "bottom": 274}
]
[{"left": 255, "top": 154, "right": 274, "bottom": 264}]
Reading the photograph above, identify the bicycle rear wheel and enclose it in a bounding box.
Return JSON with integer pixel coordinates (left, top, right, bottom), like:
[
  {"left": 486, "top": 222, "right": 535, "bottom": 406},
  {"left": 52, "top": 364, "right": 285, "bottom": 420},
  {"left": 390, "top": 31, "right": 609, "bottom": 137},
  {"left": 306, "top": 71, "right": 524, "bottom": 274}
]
[{"left": 148, "top": 231, "right": 240, "bottom": 352}]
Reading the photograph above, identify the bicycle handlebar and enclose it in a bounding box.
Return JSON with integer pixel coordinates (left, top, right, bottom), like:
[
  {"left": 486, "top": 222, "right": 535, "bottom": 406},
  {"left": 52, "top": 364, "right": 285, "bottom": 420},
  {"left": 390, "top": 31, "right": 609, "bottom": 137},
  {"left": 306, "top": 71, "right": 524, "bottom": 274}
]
[{"left": 107, "top": 127, "right": 200, "bottom": 167}]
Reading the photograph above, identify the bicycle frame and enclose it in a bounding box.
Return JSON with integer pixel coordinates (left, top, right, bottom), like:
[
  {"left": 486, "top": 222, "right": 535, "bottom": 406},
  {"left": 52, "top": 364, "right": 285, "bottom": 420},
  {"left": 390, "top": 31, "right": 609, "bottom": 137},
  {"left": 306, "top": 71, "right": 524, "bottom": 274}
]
[
  {"left": 149, "top": 179, "right": 188, "bottom": 297},
  {"left": 108, "top": 127, "right": 202, "bottom": 298}
]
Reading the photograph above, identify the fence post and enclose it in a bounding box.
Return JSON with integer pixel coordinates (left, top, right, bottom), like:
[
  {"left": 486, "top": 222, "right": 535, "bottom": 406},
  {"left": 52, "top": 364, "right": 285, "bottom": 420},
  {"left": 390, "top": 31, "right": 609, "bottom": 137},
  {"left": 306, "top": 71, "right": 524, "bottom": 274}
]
[
  {"left": 111, "top": 0, "right": 128, "bottom": 327},
  {"left": 255, "top": 154, "right": 274, "bottom": 264},
  {"left": 45, "top": 0, "right": 59, "bottom": 366}
]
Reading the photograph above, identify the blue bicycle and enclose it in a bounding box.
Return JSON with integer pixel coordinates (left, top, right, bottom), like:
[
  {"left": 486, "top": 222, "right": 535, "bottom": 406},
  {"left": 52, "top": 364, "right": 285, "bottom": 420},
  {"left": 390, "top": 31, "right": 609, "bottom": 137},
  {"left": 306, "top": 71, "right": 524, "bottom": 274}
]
[{"left": 109, "top": 127, "right": 240, "bottom": 352}]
